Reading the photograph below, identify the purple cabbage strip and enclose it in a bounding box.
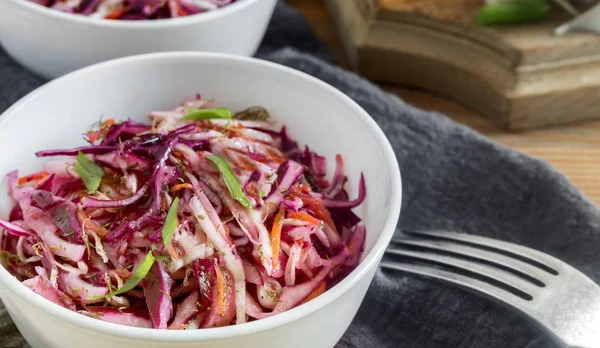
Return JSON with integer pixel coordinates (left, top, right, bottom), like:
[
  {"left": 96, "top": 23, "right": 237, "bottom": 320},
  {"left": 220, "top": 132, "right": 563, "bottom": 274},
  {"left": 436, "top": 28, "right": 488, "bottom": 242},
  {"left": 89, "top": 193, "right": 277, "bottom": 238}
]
[
  {"left": 32, "top": 190, "right": 84, "bottom": 244},
  {"left": 0, "top": 219, "right": 35, "bottom": 238},
  {"left": 36, "top": 173, "right": 55, "bottom": 192},
  {"left": 102, "top": 119, "right": 151, "bottom": 145},
  {"left": 55, "top": 179, "right": 85, "bottom": 198},
  {"left": 80, "top": 0, "right": 102, "bottom": 15},
  {"left": 105, "top": 131, "right": 180, "bottom": 240},
  {"left": 105, "top": 166, "right": 176, "bottom": 241},
  {"left": 84, "top": 307, "right": 153, "bottom": 328},
  {"left": 36, "top": 145, "right": 119, "bottom": 158},
  {"left": 81, "top": 182, "right": 150, "bottom": 208},
  {"left": 8, "top": 205, "right": 23, "bottom": 222},
  {"left": 279, "top": 126, "right": 300, "bottom": 157},
  {"left": 261, "top": 160, "right": 304, "bottom": 218},
  {"left": 170, "top": 290, "right": 199, "bottom": 328},
  {"left": 143, "top": 261, "right": 173, "bottom": 329},
  {"left": 323, "top": 173, "right": 366, "bottom": 209},
  {"left": 31, "top": 0, "right": 238, "bottom": 19}
]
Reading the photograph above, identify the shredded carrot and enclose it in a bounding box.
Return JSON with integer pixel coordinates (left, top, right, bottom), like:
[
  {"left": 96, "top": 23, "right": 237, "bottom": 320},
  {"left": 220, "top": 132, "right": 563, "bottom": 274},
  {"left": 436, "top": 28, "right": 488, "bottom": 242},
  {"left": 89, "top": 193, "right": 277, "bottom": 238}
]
[
  {"left": 238, "top": 155, "right": 258, "bottom": 171},
  {"left": 245, "top": 184, "right": 260, "bottom": 203},
  {"left": 300, "top": 281, "right": 326, "bottom": 305},
  {"left": 77, "top": 209, "right": 108, "bottom": 237},
  {"left": 106, "top": 9, "right": 126, "bottom": 19},
  {"left": 196, "top": 151, "right": 205, "bottom": 163},
  {"left": 171, "top": 150, "right": 184, "bottom": 160},
  {"left": 84, "top": 220, "right": 109, "bottom": 237},
  {"left": 17, "top": 171, "right": 48, "bottom": 186},
  {"left": 114, "top": 268, "right": 132, "bottom": 279},
  {"left": 236, "top": 160, "right": 256, "bottom": 172},
  {"left": 86, "top": 120, "right": 115, "bottom": 142},
  {"left": 271, "top": 205, "right": 285, "bottom": 269},
  {"left": 215, "top": 266, "right": 226, "bottom": 314},
  {"left": 304, "top": 197, "right": 339, "bottom": 235},
  {"left": 295, "top": 184, "right": 312, "bottom": 193},
  {"left": 314, "top": 205, "right": 337, "bottom": 233},
  {"left": 167, "top": 244, "right": 180, "bottom": 260},
  {"left": 170, "top": 183, "right": 194, "bottom": 193},
  {"left": 223, "top": 149, "right": 255, "bottom": 171},
  {"left": 171, "top": 268, "right": 187, "bottom": 280},
  {"left": 265, "top": 148, "right": 286, "bottom": 163},
  {"left": 87, "top": 131, "right": 100, "bottom": 143},
  {"left": 161, "top": 198, "right": 170, "bottom": 211},
  {"left": 348, "top": 232, "right": 361, "bottom": 257},
  {"left": 287, "top": 211, "right": 321, "bottom": 226}
]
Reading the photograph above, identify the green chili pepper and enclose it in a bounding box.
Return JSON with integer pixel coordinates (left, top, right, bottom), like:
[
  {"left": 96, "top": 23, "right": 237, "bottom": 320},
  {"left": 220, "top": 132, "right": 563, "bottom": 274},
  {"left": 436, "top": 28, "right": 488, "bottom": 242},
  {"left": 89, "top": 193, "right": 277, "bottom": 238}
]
[
  {"left": 88, "top": 251, "right": 155, "bottom": 300},
  {"left": 181, "top": 107, "right": 233, "bottom": 121},
  {"left": 206, "top": 154, "right": 254, "bottom": 209},
  {"left": 477, "top": 0, "right": 549, "bottom": 26},
  {"left": 161, "top": 197, "right": 180, "bottom": 249}
]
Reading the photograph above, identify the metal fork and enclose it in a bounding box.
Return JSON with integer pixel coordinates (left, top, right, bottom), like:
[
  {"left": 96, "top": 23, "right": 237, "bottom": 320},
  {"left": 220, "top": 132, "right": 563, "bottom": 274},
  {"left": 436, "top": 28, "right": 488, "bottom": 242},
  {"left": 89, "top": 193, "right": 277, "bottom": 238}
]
[{"left": 381, "top": 230, "right": 600, "bottom": 348}]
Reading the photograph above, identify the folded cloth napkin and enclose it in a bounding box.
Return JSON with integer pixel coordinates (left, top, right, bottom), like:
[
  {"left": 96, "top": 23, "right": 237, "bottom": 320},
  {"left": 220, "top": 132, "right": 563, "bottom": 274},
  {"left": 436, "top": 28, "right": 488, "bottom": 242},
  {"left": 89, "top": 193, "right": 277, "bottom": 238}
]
[{"left": 1, "top": 2, "right": 599, "bottom": 348}]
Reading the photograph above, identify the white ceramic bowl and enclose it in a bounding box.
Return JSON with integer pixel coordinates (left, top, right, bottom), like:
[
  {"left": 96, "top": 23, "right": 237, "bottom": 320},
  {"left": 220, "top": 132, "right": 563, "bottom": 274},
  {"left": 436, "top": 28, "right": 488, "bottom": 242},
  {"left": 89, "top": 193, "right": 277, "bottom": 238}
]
[
  {"left": 0, "top": 52, "right": 402, "bottom": 348},
  {"left": 0, "top": 0, "right": 277, "bottom": 79}
]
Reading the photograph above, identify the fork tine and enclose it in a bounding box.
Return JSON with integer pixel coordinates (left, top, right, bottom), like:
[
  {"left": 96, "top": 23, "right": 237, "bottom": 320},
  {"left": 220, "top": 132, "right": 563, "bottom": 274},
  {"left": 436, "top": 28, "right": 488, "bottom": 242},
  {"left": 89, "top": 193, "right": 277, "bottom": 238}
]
[
  {"left": 403, "top": 230, "right": 562, "bottom": 275},
  {"left": 384, "top": 248, "right": 541, "bottom": 298},
  {"left": 380, "top": 261, "right": 533, "bottom": 311},
  {"left": 391, "top": 239, "right": 554, "bottom": 286}
]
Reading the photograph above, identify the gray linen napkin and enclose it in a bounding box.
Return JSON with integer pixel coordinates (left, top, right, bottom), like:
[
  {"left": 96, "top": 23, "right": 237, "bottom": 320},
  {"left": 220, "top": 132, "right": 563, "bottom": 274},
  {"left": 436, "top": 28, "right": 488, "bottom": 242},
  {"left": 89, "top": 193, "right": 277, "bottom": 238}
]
[{"left": 1, "top": 2, "right": 599, "bottom": 348}]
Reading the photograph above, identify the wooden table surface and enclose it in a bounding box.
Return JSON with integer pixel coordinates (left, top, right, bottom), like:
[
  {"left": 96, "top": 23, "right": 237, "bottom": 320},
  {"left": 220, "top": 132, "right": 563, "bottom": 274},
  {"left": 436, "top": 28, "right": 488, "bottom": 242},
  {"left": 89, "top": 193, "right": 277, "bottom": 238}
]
[{"left": 289, "top": 0, "right": 600, "bottom": 206}]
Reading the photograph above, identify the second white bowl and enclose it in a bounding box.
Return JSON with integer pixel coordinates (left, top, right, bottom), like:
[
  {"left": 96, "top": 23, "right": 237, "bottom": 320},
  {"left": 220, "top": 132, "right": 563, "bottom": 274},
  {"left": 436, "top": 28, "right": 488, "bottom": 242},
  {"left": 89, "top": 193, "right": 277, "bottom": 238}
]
[{"left": 0, "top": 0, "right": 277, "bottom": 79}]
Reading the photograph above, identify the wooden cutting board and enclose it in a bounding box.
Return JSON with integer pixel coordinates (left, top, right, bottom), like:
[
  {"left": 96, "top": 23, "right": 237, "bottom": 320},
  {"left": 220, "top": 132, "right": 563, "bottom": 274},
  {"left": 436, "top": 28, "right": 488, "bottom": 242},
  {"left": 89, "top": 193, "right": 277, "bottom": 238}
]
[{"left": 325, "top": 0, "right": 600, "bottom": 130}]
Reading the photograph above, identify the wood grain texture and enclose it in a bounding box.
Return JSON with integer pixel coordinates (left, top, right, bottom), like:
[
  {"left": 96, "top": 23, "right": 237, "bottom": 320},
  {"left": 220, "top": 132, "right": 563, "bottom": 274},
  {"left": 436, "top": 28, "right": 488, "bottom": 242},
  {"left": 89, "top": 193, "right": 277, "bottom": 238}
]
[
  {"left": 325, "top": 0, "right": 600, "bottom": 130},
  {"left": 287, "top": 0, "right": 600, "bottom": 206},
  {"left": 375, "top": 0, "right": 600, "bottom": 66}
]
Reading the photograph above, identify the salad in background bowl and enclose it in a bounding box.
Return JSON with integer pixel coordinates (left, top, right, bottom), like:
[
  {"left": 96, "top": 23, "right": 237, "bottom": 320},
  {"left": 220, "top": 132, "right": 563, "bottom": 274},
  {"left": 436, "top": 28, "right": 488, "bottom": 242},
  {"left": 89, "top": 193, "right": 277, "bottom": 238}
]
[
  {"left": 0, "top": 0, "right": 277, "bottom": 79},
  {"left": 0, "top": 52, "right": 401, "bottom": 348},
  {"left": 27, "top": 0, "right": 239, "bottom": 20}
]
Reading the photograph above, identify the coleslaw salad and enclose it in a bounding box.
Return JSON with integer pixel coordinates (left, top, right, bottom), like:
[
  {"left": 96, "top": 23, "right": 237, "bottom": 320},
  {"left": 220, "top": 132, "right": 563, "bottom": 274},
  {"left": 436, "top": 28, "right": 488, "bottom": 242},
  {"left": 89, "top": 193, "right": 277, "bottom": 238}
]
[{"left": 0, "top": 96, "right": 366, "bottom": 330}]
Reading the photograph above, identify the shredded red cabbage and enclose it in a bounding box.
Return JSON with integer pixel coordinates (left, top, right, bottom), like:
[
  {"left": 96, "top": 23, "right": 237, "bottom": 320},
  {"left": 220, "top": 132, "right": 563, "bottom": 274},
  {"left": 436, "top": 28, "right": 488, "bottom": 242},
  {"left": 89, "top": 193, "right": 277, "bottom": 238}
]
[
  {"left": 28, "top": 0, "right": 238, "bottom": 20},
  {"left": 0, "top": 95, "right": 367, "bottom": 329}
]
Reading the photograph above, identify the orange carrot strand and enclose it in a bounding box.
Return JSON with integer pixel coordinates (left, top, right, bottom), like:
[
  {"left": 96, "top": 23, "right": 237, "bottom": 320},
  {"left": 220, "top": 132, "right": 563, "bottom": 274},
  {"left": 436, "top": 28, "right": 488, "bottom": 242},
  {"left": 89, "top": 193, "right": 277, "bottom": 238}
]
[
  {"left": 170, "top": 183, "right": 194, "bottom": 192},
  {"left": 301, "top": 281, "right": 327, "bottom": 305},
  {"left": 215, "top": 265, "right": 226, "bottom": 314},
  {"left": 271, "top": 205, "right": 285, "bottom": 269},
  {"left": 287, "top": 211, "right": 321, "bottom": 226},
  {"left": 17, "top": 171, "right": 49, "bottom": 186}
]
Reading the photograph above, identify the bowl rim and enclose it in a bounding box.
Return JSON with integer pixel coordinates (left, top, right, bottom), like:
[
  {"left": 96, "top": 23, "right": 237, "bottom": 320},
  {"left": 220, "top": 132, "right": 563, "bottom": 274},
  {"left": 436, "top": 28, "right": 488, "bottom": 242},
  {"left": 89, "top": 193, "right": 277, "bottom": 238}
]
[
  {"left": 0, "top": 51, "right": 402, "bottom": 342},
  {"left": 4, "top": 0, "right": 264, "bottom": 28}
]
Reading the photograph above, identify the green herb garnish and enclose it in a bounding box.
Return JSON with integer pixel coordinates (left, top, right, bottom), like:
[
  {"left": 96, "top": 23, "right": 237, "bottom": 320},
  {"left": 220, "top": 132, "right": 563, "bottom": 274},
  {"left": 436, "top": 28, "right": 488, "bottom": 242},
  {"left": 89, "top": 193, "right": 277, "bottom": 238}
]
[
  {"left": 181, "top": 107, "right": 233, "bottom": 121},
  {"left": 88, "top": 251, "right": 155, "bottom": 300},
  {"left": 74, "top": 152, "right": 105, "bottom": 193},
  {"left": 206, "top": 155, "right": 253, "bottom": 209},
  {"left": 162, "top": 197, "right": 180, "bottom": 248}
]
